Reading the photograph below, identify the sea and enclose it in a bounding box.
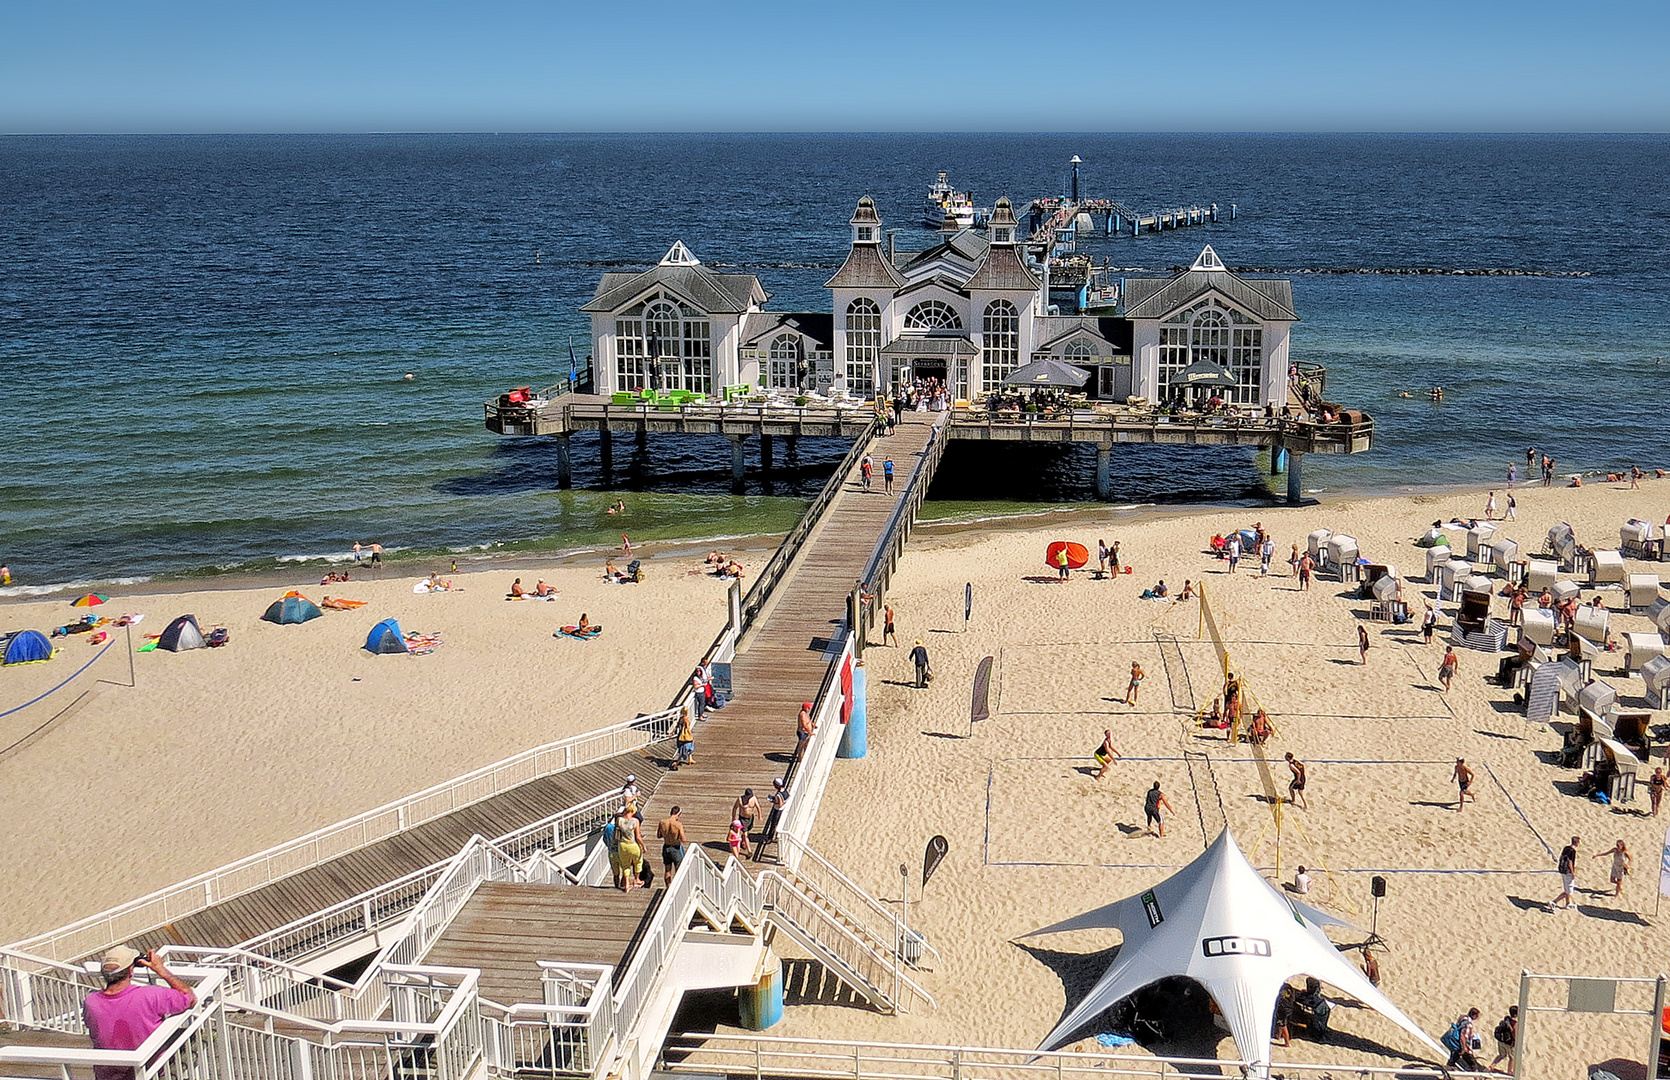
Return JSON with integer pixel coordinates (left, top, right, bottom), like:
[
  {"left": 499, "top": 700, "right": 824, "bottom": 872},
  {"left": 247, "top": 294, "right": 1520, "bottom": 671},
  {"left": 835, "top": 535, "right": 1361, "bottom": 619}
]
[{"left": 1, "top": 133, "right": 1666, "bottom": 594}]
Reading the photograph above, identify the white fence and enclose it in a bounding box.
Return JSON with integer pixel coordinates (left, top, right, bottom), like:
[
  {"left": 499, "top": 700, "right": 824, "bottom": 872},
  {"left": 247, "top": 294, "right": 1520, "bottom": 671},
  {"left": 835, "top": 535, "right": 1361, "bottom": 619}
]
[
  {"left": 8, "top": 707, "right": 681, "bottom": 964},
  {"left": 659, "top": 1034, "right": 1491, "bottom": 1080}
]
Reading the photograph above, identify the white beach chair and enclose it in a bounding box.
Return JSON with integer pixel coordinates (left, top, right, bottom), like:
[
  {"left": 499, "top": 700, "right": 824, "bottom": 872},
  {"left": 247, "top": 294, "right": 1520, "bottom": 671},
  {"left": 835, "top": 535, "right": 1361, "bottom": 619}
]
[
  {"left": 1520, "top": 608, "right": 1558, "bottom": 648},
  {"left": 1571, "top": 604, "right": 1609, "bottom": 645},
  {"left": 1525, "top": 559, "right": 1561, "bottom": 591},
  {"left": 1622, "top": 632, "right": 1667, "bottom": 675},
  {"left": 1643, "top": 655, "right": 1670, "bottom": 708},
  {"left": 1627, "top": 574, "right": 1660, "bottom": 611},
  {"left": 1589, "top": 549, "right": 1626, "bottom": 585}
]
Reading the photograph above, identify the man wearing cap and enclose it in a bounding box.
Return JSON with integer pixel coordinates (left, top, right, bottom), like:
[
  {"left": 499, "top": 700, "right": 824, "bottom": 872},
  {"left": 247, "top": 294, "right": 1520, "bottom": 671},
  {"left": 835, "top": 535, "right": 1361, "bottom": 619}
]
[
  {"left": 620, "top": 775, "right": 642, "bottom": 821},
  {"left": 83, "top": 945, "right": 196, "bottom": 1079},
  {"left": 909, "top": 640, "right": 931, "bottom": 688}
]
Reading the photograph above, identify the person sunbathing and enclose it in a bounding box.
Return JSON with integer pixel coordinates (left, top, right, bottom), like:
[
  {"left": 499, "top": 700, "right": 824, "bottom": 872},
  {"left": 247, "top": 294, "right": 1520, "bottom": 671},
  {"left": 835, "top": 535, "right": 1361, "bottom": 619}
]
[
  {"left": 507, "top": 578, "right": 526, "bottom": 599},
  {"left": 576, "top": 614, "right": 592, "bottom": 633},
  {"left": 534, "top": 579, "right": 555, "bottom": 597},
  {"left": 1180, "top": 579, "right": 1196, "bottom": 600}
]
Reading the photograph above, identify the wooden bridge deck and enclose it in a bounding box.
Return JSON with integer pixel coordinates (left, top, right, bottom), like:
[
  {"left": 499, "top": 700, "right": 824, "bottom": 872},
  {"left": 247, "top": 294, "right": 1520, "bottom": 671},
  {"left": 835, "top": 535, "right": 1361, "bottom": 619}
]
[
  {"left": 423, "top": 882, "right": 658, "bottom": 1006},
  {"left": 132, "top": 758, "right": 648, "bottom": 957},
  {"left": 646, "top": 415, "right": 942, "bottom": 859}
]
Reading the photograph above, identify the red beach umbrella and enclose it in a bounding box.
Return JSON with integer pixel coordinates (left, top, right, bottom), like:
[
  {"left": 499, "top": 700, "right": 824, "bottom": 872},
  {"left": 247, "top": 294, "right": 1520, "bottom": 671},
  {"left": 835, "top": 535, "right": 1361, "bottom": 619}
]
[
  {"left": 71, "top": 593, "right": 108, "bottom": 607},
  {"left": 1045, "top": 541, "right": 1089, "bottom": 570}
]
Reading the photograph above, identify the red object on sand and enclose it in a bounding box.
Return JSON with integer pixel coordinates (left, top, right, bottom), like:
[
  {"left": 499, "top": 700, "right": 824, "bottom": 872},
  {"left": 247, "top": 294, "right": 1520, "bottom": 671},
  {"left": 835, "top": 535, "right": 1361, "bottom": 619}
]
[{"left": 1045, "top": 541, "right": 1089, "bottom": 570}]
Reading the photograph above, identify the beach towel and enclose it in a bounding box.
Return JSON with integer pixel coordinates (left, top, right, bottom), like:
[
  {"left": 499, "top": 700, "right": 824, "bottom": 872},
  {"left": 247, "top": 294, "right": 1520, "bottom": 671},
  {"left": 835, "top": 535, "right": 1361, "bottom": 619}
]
[
  {"left": 403, "top": 633, "right": 442, "bottom": 656},
  {"left": 556, "top": 625, "right": 603, "bottom": 640},
  {"left": 1094, "top": 1033, "right": 1135, "bottom": 1048},
  {"left": 320, "top": 598, "right": 366, "bottom": 610}
]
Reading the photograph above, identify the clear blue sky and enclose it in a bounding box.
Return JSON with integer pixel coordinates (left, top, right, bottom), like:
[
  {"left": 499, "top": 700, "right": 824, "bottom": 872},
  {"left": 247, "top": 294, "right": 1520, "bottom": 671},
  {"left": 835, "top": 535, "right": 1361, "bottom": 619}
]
[{"left": 3, "top": 0, "right": 1665, "bottom": 133}]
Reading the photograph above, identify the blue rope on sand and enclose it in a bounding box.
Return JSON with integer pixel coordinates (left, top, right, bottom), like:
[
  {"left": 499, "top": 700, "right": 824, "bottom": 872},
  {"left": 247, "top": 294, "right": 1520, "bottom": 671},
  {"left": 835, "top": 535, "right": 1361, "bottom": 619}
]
[{"left": 0, "top": 636, "right": 117, "bottom": 720}]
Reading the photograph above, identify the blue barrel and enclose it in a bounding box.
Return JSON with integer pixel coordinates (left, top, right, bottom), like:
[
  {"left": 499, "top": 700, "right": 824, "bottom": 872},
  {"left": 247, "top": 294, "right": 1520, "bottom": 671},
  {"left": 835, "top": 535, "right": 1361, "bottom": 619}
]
[
  {"left": 839, "top": 662, "right": 868, "bottom": 759},
  {"left": 738, "top": 958, "right": 783, "bottom": 1029}
]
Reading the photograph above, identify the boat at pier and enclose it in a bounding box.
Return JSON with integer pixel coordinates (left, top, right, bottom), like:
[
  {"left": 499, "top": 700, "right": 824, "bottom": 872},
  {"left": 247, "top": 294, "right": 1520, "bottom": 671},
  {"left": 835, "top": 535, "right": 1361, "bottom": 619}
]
[{"left": 923, "top": 171, "right": 975, "bottom": 229}]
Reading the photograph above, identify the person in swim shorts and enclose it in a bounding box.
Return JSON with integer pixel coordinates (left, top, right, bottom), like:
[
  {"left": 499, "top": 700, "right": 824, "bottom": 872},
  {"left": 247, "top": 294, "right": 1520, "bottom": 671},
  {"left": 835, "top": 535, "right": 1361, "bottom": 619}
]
[
  {"left": 1144, "top": 781, "right": 1173, "bottom": 837},
  {"left": 1285, "top": 752, "right": 1309, "bottom": 809},
  {"left": 656, "top": 806, "right": 686, "bottom": 885}
]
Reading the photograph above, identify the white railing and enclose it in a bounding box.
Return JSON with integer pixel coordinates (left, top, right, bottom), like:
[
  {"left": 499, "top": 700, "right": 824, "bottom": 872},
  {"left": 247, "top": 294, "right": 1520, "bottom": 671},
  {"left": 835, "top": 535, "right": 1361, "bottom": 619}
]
[
  {"left": 0, "top": 966, "right": 230, "bottom": 1077},
  {"left": 659, "top": 1034, "right": 1481, "bottom": 1080},
  {"left": 9, "top": 707, "right": 682, "bottom": 964},
  {"left": 481, "top": 962, "right": 618, "bottom": 1076},
  {"left": 234, "top": 790, "right": 612, "bottom": 966},
  {"left": 772, "top": 636, "right": 853, "bottom": 862},
  {"left": 774, "top": 831, "right": 942, "bottom": 971},
  {"left": 0, "top": 945, "right": 101, "bottom": 1032},
  {"left": 755, "top": 871, "right": 933, "bottom": 1014}
]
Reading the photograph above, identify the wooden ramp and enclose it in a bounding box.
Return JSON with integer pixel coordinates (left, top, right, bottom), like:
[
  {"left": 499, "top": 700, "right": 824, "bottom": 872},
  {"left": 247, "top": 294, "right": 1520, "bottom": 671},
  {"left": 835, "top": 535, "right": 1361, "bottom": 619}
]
[
  {"left": 131, "top": 758, "right": 651, "bottom": 956},
  {"left": 423, "top": 882, "right": 658, "bottom": 1005},
  {"left": 648, "top": 416, "right": 941, "bottom": 859}
]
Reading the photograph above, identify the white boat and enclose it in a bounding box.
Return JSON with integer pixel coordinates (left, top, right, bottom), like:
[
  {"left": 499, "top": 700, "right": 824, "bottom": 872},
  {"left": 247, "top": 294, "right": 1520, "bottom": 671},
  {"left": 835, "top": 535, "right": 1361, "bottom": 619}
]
[{"left": 923, "top": 172, "right": 976, "bottom": 229}]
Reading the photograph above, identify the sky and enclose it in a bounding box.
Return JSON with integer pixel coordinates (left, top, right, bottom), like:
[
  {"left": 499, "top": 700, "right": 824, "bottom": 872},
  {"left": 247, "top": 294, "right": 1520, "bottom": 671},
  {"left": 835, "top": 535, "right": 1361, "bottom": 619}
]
[{"left": 2, "top": 0, "right": 1666, "bottom": 133}]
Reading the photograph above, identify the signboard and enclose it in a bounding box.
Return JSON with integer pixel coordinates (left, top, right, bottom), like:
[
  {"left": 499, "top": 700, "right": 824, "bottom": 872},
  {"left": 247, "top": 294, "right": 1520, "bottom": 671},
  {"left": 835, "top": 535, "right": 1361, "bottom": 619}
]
[
  {"left": 923, "top": 835, "right": 949, "bottom": 888},
  {"left": 1141, "top": 890, "right": 1164, "bottom": 928}
]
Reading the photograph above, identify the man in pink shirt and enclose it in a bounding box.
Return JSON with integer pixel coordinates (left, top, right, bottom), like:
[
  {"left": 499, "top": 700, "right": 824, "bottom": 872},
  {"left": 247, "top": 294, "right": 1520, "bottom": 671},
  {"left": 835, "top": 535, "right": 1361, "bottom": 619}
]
[{"left": 82, "top": 945, "right": 196, "bottom": 1080}]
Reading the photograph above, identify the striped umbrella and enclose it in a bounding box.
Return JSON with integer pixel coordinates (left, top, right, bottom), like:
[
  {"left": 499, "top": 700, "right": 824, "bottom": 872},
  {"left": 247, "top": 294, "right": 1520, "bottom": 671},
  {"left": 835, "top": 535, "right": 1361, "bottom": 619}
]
[{"left": 71, "top": 593, "right": 108, "bottom": 607}]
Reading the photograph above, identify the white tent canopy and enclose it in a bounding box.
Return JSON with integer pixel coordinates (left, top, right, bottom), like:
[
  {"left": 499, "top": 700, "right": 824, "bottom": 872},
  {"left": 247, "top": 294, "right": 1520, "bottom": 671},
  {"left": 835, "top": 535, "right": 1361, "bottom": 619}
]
[{"left": 1023, "top": 829, "right": 1443, "bottom": 1071}]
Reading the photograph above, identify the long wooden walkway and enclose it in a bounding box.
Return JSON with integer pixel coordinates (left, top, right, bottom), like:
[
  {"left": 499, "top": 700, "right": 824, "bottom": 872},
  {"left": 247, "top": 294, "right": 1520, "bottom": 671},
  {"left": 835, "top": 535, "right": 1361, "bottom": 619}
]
[
  {"left": 650, "top": 415, "right": 942, "bottom": 857},
  {"left": 129, "top": 759, "right": 647, "bottom": 957},
  {"left": 423, "top": 882, "right": 658, "bottom": 1005}
]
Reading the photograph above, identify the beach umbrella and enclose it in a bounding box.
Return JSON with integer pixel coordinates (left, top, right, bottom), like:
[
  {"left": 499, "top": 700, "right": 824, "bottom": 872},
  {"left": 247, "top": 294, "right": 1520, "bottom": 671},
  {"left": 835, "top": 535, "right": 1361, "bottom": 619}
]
[
  {"left": 1045, "top": 541, "right": 1089, "bottom": 569},
  {"left": 1003, "top": 358, "right": 1093, "bottom": 389},
  {"left": 1179, "top": 359, "right": 1237, "bottom": 387},
  {"left": 71, "top": 593, "right": 108, "bottom": 607}
]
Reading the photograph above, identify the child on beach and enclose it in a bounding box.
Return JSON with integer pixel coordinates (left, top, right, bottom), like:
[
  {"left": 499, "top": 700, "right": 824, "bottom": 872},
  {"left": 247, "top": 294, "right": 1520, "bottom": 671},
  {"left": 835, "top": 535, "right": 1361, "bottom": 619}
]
[{"left": 728, "top": 820, "right": 746, "bottom": 858}]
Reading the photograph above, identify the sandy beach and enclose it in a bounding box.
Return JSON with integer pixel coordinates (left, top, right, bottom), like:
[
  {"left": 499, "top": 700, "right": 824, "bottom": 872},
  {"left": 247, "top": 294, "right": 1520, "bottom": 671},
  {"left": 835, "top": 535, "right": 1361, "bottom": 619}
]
[
  {"left": 0, "top": 548, "right": 743, "bottom": 942},
  {"left": 772, "top": 477, "right": 1670, "bottom": 1075},
  {"left": 5, "top": 475, "right": 1670, "bottom": 1074}
]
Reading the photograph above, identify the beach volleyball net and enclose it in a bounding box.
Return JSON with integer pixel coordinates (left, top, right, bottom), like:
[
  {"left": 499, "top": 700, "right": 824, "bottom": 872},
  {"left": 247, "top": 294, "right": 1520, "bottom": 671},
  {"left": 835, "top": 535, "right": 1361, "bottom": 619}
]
[{"left": 1194, "top": 582, "right": 1356, "bottom": 912}]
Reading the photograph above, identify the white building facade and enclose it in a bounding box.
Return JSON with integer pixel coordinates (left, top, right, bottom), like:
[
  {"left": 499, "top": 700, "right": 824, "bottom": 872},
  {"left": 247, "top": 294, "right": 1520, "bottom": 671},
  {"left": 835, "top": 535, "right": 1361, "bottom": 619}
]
[{"left": 583, "top": 205, "right": 1297, "bottom": 409}]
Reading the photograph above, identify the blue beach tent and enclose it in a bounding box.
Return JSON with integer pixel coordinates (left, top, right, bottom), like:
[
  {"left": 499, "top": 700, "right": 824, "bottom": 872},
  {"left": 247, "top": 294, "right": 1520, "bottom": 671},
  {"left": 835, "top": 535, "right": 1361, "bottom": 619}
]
[
  {"left": 157, "top": 615, "right": 207, "bottom": 652},
  {"left": 263, "top": 593, "right": 323, "bottom": 625},
  {"left": 365, "top": 619, "right": 409, "bottom": 654},
  {"left": 2, "top": 630, "right": 54, "bottom": 665}
]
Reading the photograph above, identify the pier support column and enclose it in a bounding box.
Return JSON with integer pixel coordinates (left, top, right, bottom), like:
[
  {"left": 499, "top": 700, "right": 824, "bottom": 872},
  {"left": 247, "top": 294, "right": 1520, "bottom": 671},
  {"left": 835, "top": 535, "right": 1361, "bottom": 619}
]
[
  {"left": 839, "top": 660, "right": 867, "bottom": 759},
  {"left": 1095, "top": 443, "right": 1113, "bottom": 500},
  {"left": 1270, "top": 446, "right": 1287, "bottom": 475},
  {"left": 1286, "top": 451, "right": 1304, "bottom": 506},
  {"left": 760, "top": 434, "right": 774, "bottom": 472},
  {"left": 598, "top": 428, "right": 613, "bottom": 473},
  {"left": 729, "top": 436, "right": 746, "bottom": 492},
  {"left": 635, "top": 428, "right": 647, "bottom": 450},
  {"left": 554, "top": 433, "right": 572, "bottom": 489},
  {"left": 737, "top": 955, "right": 784, "bottom": 1030}
]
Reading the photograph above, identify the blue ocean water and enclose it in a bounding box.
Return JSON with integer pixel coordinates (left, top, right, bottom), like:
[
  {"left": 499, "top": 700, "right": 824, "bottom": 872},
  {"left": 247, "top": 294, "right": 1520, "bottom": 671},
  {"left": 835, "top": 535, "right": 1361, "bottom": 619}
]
[{"left": 1, "top": 133, "right": 1665, "bottom": 590}]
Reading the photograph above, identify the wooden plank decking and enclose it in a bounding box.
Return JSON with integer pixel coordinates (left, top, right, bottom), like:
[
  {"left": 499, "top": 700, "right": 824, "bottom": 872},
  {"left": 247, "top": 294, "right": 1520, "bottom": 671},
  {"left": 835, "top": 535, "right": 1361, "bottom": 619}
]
[
  {"left": 646, "top": 416, "right": 941, "bottom": 860},
  {"left": 423, "top": 882, "right": 658, "bottom": 1006},
  {"left": 133, "top": 758, "right": 649, "bottom": 956}
]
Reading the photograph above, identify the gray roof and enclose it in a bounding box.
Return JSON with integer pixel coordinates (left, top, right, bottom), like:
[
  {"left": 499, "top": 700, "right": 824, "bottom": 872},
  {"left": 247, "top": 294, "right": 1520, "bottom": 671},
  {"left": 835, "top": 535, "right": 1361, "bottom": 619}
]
[
  {"left": 740, "top": 311, "right": 834, "bottom": 350},
  {"left": 898, "top": 231, "right": 989, "bottom": 273},
  {"left": 582, "top": 262, "right": 767, "bottom": 315},
  {"left": 880, "top": 334, "right": 980, "bottom": 357},
  {"left": 966, "top": 243, "right": 1041, "bottom": 291},
  {"left": 824, "top": 243, "right": 907, "bottom": 290},
  {"left": 1122, "top": 268, "right": 1297, "bottom": 322},
  {"left": 1037, "top": 320, "right": 1114, "bottom": 352}
]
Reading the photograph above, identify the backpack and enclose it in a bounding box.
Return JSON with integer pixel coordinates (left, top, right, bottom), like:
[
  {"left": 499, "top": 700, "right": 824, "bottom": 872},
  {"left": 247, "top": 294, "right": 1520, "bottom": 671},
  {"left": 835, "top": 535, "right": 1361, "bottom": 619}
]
[
  {"left": 1494, "top": 1017, "right": 1514, "bottom": 1045},
  {"left": 601, "top": 820, "right": 619, "bottom": 853},
  {"left": 1441, "top": 1017, "right": 1466, "bottom": 1052}
]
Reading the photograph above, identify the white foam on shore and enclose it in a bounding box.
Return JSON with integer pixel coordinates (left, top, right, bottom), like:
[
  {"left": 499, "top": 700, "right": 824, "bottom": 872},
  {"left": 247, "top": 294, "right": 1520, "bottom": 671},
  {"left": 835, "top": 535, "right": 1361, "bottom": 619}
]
[{"left": 0, "top": 576, "right": 153, "bottom": 599}]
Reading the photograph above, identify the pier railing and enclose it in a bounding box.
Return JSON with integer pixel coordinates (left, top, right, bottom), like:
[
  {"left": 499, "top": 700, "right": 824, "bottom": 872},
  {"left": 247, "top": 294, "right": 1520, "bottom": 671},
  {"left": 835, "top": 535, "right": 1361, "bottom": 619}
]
[
  {"left": 739, "top": 414, "right": 880, "bottom": 632},
  {"left": 9, "top": 707, "right": 680, "bottom": 964},
  {"left": 659, "top": 1034, "right": 1485, "bottom": 1080}
]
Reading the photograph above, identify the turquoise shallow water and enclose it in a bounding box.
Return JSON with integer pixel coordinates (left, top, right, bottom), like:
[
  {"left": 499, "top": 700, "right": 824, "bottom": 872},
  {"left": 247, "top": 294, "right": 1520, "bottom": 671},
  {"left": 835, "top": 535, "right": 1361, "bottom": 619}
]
[{"left": 1, "top": 133, "right": 1666, "bottom": 592}]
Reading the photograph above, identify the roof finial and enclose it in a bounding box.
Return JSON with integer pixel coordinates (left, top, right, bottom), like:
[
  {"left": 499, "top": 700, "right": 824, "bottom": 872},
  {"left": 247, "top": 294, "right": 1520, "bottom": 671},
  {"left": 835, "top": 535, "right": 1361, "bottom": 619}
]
[{"left": 1190, "top": 245, "right": 1225, "bottom": 272}]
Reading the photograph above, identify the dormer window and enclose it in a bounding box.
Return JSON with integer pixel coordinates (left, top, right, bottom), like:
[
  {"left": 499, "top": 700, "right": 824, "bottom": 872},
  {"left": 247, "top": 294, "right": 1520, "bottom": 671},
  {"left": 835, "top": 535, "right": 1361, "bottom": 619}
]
[
  {"left": 857, "top": 226, "right": 874, "bottom": 243},
  {"left": 994, "top": 226, "right": 1014, "bottom": 244}
]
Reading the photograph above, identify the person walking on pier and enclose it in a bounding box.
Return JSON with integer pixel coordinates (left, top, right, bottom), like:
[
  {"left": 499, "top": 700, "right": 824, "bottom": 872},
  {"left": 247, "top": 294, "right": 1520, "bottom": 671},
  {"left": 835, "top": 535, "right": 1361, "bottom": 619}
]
[
  {"left": 883, "top": 457, "right": 894, "bottom": 495},
  {"left": 861, "top": 454, "right": 873, "bottom": 491},
  {"left": 794, "top": 701, "right": 816, "bottom": 762},
  {"left": 910, "top": 640, "right": 931, "bottom": 688},
  {"left": 657, "top": 807, "right": 686, "bottom": 886},
  {"left": 732, "top": 789, "right": 761, "bottom": 856}
]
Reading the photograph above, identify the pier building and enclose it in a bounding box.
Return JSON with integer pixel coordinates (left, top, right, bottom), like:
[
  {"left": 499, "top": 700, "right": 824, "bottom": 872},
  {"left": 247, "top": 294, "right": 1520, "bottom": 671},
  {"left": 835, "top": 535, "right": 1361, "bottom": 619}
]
[{"left": 586, "top": 198, "right": 1295, "bottom": 414}]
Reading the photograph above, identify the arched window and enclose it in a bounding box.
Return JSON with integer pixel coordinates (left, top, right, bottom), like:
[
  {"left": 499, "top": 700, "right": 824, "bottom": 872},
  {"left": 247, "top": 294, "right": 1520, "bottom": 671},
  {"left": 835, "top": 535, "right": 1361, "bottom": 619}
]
[
  {"left": 981, "top": 300, "right": 1019, "bottom": 393},
  {"left": 767, "top": 334, "right": 801, "bottom": 390},
  {"left": 1159, "top": 302, "right": 1262, "bottom": 405},
  {"left": 845, "top": 298, "right": 881, "bottom": 397},
  {"left": 904, "top": 300, "right": 962, "bottom": 330},
  {"left": 1063, "top": 340, "right": 1095, "bottom": 360},
  {"left": 625, "top": 299, "right": 710, "bottom": 394}
]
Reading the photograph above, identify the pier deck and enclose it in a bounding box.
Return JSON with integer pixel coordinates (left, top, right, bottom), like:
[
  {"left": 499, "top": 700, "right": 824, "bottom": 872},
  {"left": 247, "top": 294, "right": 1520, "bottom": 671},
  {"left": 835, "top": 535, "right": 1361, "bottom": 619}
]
[
  {"left": 650, "top": 414, "right": 941, "bottom": 858},
  {"left": 121, "top": 759, "right": 642, "bottom": 958},
  {"left": 423, "top": 882, "right": 658, "bottom": 1004}
]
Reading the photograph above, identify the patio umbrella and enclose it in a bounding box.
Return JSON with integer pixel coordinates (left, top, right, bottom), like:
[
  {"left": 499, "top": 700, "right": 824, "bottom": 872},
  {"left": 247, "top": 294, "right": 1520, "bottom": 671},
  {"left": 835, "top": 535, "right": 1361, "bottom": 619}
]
[
  {"left": 1004, "top": 358, "right": 1093, "bottom": 388},
  {"left": 1179, "top": 359, "right": 1237, "bottom": 387},
  {"left": 71, "top": 593, "right": 108, "bottom": 607},
  {"left": 1045, "top": 541, "right": 1088, "bottom": 569}
]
